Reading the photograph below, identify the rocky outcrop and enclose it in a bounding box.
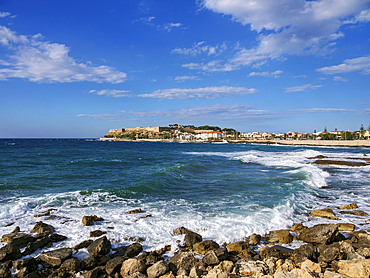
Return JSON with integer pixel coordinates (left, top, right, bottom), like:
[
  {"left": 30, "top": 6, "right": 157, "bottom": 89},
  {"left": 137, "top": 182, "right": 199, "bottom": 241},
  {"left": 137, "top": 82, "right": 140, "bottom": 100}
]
[
  {"left": 309, "top": 208, "right": 339, "bottom": 220},
  {"left": 86, "top": 236, "right": 111, "bottom": 256},
  {"left": 81, "top": 215, "right": 104, "bottom": 226},
  {"left": 37, "top": 248, "right": 72, "bottom": 268}
]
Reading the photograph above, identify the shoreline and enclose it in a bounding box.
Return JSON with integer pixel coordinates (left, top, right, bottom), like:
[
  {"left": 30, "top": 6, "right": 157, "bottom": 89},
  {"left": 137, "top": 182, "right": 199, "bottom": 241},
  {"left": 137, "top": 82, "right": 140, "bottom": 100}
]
[
  {"left": 2, "top": 203, "right": 370, "bottom": 278},
  {"left": 98, "top": 137, "right": 370, "bottom": 147}
]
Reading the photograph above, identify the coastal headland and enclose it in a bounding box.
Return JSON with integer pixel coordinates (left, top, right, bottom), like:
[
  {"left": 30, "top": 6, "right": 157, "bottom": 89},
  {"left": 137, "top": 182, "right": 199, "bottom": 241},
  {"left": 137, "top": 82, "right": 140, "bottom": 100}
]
[{"left": 99, "top": 124, "right": 370, "bottom": 147}]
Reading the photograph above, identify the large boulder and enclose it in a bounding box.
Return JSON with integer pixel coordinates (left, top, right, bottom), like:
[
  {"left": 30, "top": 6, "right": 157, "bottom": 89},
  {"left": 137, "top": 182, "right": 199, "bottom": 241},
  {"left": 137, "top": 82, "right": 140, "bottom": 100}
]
[
  {"left": 105, "top": 257, "right": 125, "bottom": 276},
  {"left": 299, "top": 224, "right": 340, "bottom": 245},
  {"left": 37, "top": 248, "right": 72, "bottom": 268},
  {"left": 22, "top": 236, "right": 51, "bottom": 256},
  {"left": 292, "top": 244, "right": 317, "bottom": 265},
  {"left": 203, "top": 250, "right": 220, "bottom": 266},
  {"left": 265, "top": 229, "right": 293, "bottom": 245},
  {"left": 184, "top": 230, "right": 202, "bottom": 247},
  {"left": 30, "top": 222, "right": 55, "bottom": 234},
  {"left": 259, "top": 246, "right": 292, "bottom": 261},
  {"left": 0, "top": 243, "right": 22, "bottom": 261},
  {"left": 234, "top": 260, "right": 269, "bottom": 277},
  {"left": 333, "top": 259, "right": 370, "bottom": 278},
  {"left": 192, "top": 240, "right": 220, "bottom": 255},
  {"left": 0, "top": 262, "right": 11, "bottom": 278},
  {"left": 245, "top": 233, "right": 261, "bottom": 246},
  {"left": 87, "top": 236, "right": 111, "bottom": 256},
  {"left": 146, "top": 261, "right": 169, "bottom": 278},
  {"left": 289, "top": 223, "right": 307, "bottom": 234},
  {"left": 124, "top": 242, "right": 143, "bottom": 258},
  {"left": 167, "top": 251, "right": 198, "bottom": 275},
  {"left": 121, "top": 258, "right": 147, "bottom": 277},
  {"left": 309, "top": 208, "right": 338, "bottom": 220},
  {"left": 226, "top": 241, "right": 256, "bottom": 258},
  {"left": 59, "top": 258, "right": 80, "bottom": 272}
]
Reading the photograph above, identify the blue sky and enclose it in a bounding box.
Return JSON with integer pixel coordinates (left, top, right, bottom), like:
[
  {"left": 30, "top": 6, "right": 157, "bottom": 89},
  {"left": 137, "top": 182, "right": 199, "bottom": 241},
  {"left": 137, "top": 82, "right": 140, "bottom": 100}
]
[{"left": 0, "top": 0, "right": 369, "bottom": 138}]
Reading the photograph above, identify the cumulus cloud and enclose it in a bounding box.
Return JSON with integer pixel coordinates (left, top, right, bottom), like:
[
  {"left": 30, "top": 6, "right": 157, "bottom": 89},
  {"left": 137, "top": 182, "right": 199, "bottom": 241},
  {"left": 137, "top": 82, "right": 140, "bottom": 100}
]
[
  {"left": 194, "top": 0, "right": 370, "bottom": 71},
  {"left": 284, "top": 83, "right": 323, "bottom": 93},
  {"left": 0, "top": 26, "right": 127, "bottom": 83},
  {"left": 171, "top": 41, "right": 227, "bottom": 56},
  {"left": 248, "top": 70, "right": 283, "bottom": 78},
  {"left": 138, "top": 86, "right": 258, "bottom": 99},
  {"left": 316, "top": 56, "right": 370, "bottom": 75},
  {"left": 89, "top": 89, "right": 132, "bottom": 98}
]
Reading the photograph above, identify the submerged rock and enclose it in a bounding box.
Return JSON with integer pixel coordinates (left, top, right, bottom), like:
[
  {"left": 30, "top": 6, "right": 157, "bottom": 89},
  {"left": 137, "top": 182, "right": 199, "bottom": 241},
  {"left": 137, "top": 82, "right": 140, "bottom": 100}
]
[{"left": 310, "top": 159, "right": 368, "bottom": 167}]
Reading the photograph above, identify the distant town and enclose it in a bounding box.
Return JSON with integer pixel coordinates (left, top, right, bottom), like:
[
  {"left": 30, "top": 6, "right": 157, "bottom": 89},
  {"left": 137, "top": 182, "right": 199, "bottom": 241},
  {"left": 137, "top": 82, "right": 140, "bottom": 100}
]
[{"left": 101, "top": 124, "right": 370, "bottom": 143}]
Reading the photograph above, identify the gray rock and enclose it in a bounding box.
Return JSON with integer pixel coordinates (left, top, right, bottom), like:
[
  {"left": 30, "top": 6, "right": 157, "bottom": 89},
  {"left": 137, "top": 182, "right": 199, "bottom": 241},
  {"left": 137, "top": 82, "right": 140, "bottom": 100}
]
[
  {"left": 60, "top": 258, "right": 80, "bottom": 272},
  {"left": 292, "top": 244, "right": 317, "bottom": 265},
  {"left": 124, "top": 242, "right": 143, "bottom": 258},
  {"left": 121, "top": 258, "right": 147, "bottom": 277},
  {"left": 184, "top": 230, "right": 202, "bottom": 247},
  {"left": 73, "top": 239, "right": 93, "bottom": 250},
  {"left": 22, "top": 236, "right": 51, "bottom": 256},
  {"left": 13, "top": 258, "right": 38, "bottom": 273},
  {"left": 37, "top": 248, "right": 72, "bottom": 267},
  {"left": 203, "top": 250, "right": 220, "bottom": 266},
  {"left": 147, "top": 261, "right": 169, "bottom": 278},
  {"left": 10, "top": 234, "right": 35, "bottom": 248},
  {"left": 81, "top": 256, "right": 99, "bottom": 270},
  {"left": 299, "top": 224, "right": 339, "bottom": 245},
  {"left": 105, "top": 256, "right": 125, "bottom": 275},
  {"left": 87, "top": 236, "right": 111, "bottom": 256},
  {"left": 82, "top": 266, "right": 105, "bottom": 278},
  {"left": 0, "top": 243, "right": 22, "bottom": 261},
  {"left": 0, "top": 263, "right": 11, "bottom": 278},
  {"left": 49, "top": 234, "right": 67, "bottom": 242},
  {"left": 168, "top": 251, "right": 198, "bottom": 275}
]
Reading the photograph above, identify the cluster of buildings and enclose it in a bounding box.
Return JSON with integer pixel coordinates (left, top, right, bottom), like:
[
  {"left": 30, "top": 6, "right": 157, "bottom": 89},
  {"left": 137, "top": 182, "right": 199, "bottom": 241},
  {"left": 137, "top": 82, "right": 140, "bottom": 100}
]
[{"left": 104, "top": 126, "right": 370, "bottom": 141}]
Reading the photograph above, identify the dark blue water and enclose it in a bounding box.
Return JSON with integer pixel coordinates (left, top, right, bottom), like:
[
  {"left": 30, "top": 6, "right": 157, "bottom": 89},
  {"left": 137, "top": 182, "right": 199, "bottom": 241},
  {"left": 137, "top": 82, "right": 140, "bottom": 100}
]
[{"left": 1, "top": 139, "right": 369, "bottom": 252}]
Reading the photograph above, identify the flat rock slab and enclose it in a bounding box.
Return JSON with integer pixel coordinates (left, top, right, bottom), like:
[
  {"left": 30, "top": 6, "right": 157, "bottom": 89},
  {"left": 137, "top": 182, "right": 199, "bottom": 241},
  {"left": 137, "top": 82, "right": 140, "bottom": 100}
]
[
  {"left": 310, "top": 159, "right": 368, "bottom": 167},
  {"left": 30, "top": 222, "right": 55, "bottom": 234},
  {"left": 309, "top": 208, "right": 338, "bottom": 220},
  {"left": 37, "top": 248, "right": 72, "bottom": 267}
]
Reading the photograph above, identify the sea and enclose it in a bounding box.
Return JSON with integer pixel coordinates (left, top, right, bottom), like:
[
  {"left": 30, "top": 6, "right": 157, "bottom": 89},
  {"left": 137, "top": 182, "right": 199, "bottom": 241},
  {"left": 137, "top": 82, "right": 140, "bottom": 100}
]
[{"left": 1, "top": 139, "right": 370, "bottom": 257}]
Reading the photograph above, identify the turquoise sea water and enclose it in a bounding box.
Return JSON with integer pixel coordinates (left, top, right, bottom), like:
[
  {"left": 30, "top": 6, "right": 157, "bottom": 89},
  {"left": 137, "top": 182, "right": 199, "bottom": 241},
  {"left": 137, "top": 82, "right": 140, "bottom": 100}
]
[{"left": 1, "top": 139, "right": 370, "bottom": 255}]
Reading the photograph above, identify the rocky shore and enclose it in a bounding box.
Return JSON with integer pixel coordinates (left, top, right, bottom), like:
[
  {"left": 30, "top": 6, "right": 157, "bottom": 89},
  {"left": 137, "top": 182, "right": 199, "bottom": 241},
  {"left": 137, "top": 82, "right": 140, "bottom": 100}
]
[{"left": 2, "top": 203, "right": 370, "bottom": 278}]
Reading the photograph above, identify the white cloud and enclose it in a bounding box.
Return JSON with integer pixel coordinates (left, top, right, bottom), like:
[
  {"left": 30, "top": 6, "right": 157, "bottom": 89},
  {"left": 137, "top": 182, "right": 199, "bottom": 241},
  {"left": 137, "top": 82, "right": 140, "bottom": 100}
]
[
  {"left": 77, "top": 104, "right": 276, "bottom": 122},
  {"left": 290, "top": 108, "right": 354, "bottom": 113},
  {"left": 284, "top": 83, "right": 323, "bottom": 93},
  {"left": 316, "top": 56, "right": 370, "bottom": 74},
  {"left": 163, "top": 23, "right": 182, "bottom": 32},
  {"left": 248, "top": 70, "right": 283, "bottom": 78},
  {"left": 0, "top": 12, "right": 11, "bottom": 18},
  {"left": 89, "top": 89, "right": 132, "bottom": 98},
  {"left": 172, "top": 75, "right": 202, "bottom": 82},
  {"left": 171, "top": 41, "right": 227, "bottom": 56},
  {"left": 0, "top": 26, "right": 127, "bottom": 83},
  {"left": 138, "top": 86, "right": 258, "bottom": 99},
  {"left": 194, "top": 0, "right": 370, "bottom": 71},
  {"left": 294, "top": 75, "right": 307, "bottom": 78},
  {"left": 333, "top": 76, "right": 348, "bottom": 82},
  {"left": 343, "top": 9, "right": 370, "bottom": 23}
]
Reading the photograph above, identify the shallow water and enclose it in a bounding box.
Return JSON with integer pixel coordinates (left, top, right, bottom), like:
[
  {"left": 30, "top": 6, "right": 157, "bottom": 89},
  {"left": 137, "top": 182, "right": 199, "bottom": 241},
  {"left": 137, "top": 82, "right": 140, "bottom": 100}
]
[{"left": 1, "top": 139, "right": 369, "bottom": 254}]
